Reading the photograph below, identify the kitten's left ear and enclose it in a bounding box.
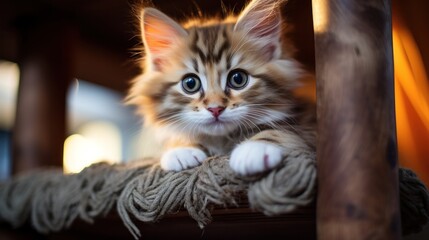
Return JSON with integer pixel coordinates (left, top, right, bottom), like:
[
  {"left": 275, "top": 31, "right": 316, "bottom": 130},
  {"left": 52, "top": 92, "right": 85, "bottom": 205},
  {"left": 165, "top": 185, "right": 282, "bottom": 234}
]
[{"left": 234, "top": 0, "right": 283, "bottom": 60}]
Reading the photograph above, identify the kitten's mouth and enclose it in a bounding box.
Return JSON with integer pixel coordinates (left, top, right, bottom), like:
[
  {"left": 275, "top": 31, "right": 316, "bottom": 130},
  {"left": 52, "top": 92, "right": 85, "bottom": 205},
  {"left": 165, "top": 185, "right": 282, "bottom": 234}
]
[
  {"left": 208, "top": 119, "right": 224, "bottom": 125},
  {"left": 204, "top": 118, "right": 231, "bottom": 127},
  {"left": 197, "top": 118, "right": 238, "bottom": 136}
]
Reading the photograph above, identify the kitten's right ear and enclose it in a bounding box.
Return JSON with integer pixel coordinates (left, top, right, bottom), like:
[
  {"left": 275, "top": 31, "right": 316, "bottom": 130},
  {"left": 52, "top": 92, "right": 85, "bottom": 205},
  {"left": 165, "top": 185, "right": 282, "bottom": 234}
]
[
  {"left": 234, "top": 0, "right": 283, "bottom": 61},
  {"left": 140, "top": 8, "right": 187, "bottom": 71}
]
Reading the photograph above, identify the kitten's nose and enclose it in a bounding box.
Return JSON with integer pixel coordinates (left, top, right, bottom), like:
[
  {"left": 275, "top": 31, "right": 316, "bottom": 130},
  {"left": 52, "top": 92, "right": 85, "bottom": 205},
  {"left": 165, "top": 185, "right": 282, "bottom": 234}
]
[{"left": 207, "top": 107, "right": 225, "bottom": 118}]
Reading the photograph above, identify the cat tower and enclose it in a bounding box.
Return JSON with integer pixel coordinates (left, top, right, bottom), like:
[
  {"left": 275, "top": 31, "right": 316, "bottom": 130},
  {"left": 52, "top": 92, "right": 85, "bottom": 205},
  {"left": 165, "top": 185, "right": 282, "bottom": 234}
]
[{"left": 1, "top": 0, "right": 429, "bottom": 239}]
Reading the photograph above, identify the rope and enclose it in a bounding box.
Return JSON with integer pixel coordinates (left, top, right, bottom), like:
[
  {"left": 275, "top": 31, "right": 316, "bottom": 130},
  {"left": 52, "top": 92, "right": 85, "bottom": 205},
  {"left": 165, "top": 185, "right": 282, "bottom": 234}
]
[
  {"left": 0, "top": 153, "right": 428, "bottom": 239},
  {"left": 399, "top": 168, "right": 429, "bottom": 235}
]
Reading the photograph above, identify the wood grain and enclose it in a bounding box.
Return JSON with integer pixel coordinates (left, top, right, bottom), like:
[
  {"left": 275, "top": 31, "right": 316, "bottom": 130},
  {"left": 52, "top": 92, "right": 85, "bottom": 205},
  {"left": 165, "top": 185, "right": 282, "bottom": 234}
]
[
  {"left": 0, "top": 206, "right": 316, "bottom": 240},
  {"left": 312, "top": 0, "right": 401, "bottom": 239}
]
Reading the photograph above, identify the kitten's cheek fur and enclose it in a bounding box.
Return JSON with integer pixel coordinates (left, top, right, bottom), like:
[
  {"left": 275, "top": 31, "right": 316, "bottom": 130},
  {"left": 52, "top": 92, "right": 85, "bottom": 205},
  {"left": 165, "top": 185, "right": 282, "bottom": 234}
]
[
  {"left": 160, "top": 147, "right": 208, "bottom": 171},
  {"left": 229, "top": 141, "right": 282, "bottom": 175}
]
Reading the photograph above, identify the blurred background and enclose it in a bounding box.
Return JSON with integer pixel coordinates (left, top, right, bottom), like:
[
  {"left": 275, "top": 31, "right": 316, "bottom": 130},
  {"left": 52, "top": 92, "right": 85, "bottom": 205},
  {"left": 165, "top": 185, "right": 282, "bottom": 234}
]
[
  {"left": 0, "top": 0, "right": 428, "bottom": 178},
  {"left": 0, "top": 0, "right": 257, "bottom": 177},
  {"left": 0, "top": 0, "right": 428, "bottom": 238},
  {"left": 0, "top": 0, "right": 428, "bottom": 203}
]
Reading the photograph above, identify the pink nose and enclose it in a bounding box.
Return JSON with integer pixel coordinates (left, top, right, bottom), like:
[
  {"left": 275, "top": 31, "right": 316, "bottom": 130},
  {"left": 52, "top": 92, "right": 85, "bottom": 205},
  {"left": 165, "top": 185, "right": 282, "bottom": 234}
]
[{"left": 207, "top": 107, "right": 225, "bottom": 118}]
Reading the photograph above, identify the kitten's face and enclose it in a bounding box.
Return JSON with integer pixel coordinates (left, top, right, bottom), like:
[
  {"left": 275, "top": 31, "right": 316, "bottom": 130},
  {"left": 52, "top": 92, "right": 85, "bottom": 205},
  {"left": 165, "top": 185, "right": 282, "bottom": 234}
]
[{"left": 129, "top": 0, "right": 301, "bottom": 137}]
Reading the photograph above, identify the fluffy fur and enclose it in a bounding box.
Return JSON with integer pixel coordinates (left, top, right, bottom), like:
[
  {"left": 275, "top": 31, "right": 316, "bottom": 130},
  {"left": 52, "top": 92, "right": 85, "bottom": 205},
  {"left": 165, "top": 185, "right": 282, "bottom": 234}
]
[{"left": 127, "top": 0, "right": 316, "bottom": 175}]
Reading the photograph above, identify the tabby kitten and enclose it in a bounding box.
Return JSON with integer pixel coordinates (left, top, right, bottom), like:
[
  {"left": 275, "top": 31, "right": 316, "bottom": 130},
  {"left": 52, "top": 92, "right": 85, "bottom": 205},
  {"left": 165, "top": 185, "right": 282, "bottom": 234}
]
[{"left": 127, "top": 0, "right": 316, "bottom": 175}]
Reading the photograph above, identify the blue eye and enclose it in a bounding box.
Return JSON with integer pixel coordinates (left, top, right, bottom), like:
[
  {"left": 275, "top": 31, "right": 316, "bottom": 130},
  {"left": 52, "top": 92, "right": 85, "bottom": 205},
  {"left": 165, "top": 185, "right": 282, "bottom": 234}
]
[
  {"left": 181, "top": 74, "right": 201, "bottom": 94},
  {"left": 227, "top": 70, "right": 248, "bottom": 90}
]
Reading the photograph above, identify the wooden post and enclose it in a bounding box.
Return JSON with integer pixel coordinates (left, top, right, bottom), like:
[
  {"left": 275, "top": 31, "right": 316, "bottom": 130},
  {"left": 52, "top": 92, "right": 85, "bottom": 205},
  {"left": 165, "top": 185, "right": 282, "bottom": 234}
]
[
  {"left": 12, "top": 21, "right": 73, "bottom": 173},
  {"left": 312, "top": 0, "right": 401, "bottom": 239}
]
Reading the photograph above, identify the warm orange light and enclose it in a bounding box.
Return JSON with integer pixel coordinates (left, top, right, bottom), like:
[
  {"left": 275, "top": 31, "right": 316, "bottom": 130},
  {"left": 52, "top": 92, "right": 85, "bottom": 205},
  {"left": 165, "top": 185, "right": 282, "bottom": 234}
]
[
  {"left": 63, "top": 122, "right": 122, "bottom": 174},
  {"left": 0, "top": 61, "right": 20, "bottom": 129},
  {"left": 312, "top": 0, "right": 330, "bottom": 33},
  {"left": 393, "top": 18, "right": 429, "bottom": 186}
]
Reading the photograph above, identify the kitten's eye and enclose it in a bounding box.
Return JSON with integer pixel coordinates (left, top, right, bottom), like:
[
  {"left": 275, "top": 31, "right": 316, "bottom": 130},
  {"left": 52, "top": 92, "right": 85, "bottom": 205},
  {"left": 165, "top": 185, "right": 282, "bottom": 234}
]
[
  {"left": 227, "top": 70, "right": 249, "bottom": 90},
  {"left": 181, "top": 74, "right": 201, "bottom": 94}
]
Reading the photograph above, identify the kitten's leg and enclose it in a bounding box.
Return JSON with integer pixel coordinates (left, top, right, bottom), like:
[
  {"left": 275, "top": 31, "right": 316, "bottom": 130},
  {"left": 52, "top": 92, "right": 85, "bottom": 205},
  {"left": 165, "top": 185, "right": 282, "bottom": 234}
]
[
  {"left": 160, "top": 145, "right": 207, "bottom": 171},
  {"left": 230, "top": 129, "right": 310, "bottom": 175}
]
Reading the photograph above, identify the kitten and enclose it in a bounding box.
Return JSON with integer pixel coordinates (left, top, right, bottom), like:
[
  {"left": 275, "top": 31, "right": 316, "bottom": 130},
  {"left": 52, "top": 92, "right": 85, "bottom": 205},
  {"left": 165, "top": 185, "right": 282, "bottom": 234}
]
[{"left": 127, "top": 0, "right": 316, "bottom": 175}]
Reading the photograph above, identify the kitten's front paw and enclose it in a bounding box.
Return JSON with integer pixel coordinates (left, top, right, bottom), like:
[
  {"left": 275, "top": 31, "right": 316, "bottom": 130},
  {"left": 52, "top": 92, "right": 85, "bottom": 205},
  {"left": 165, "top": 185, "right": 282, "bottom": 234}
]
[
  {"left": 230, "top": 141, "right": 282, "bottom": 175},
  {"left": 160, "top": 147, "right": 207, "bottom": 171}
]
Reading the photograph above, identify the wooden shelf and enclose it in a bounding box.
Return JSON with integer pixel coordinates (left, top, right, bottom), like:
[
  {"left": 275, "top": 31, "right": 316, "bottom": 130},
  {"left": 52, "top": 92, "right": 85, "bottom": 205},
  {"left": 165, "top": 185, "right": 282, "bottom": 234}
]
[{"left": 0, "top": 205, "right": 316, "bottom": 239}]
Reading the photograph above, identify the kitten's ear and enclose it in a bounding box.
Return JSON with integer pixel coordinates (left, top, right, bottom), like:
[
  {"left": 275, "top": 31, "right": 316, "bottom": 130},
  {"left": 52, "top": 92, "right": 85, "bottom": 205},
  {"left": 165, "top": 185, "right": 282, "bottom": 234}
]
[
  {"left": 141, "top": 8, "right": 187, "bottom": 71},
  {"left": 234, "top": 0, "right": 283, "bottom": 60}
]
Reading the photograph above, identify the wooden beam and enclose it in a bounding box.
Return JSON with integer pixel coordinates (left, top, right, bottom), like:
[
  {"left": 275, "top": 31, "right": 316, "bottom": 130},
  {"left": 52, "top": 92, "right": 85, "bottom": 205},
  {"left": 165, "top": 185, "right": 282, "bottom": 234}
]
[
  {"left": 0, "top": 206, "right": 316, "bottom": 239},
  {"left": 73, "top": 38, "right": 139, "bottom": 94},
  {"left": 312, "top": 0, "right": 401, "bottom": 239},
  {"left": 12, "top": 22, "right": 73, "bottom": 173}
]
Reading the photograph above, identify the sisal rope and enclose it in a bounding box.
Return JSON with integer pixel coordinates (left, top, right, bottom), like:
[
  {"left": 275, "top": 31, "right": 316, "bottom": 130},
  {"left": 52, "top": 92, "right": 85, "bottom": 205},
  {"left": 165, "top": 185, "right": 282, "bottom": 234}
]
[
  {"left": 0, "top": 151, "right": 316, "bottom": 239},
  {"left": 1, "top": 151, "right": 428, "bottom": 238},
  {"left": 399, "top": 168, "right": 429, "bottom": 235}
]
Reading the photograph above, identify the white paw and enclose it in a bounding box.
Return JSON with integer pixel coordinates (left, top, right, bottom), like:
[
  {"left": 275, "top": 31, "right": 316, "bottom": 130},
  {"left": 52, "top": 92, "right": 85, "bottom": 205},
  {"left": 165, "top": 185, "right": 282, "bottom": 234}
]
[
  {"left": 160, "top": 147, "right": 207, "bottom": 171},
  {"left": 229, "top": 141, "right": 282, "bottom": 175}
]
